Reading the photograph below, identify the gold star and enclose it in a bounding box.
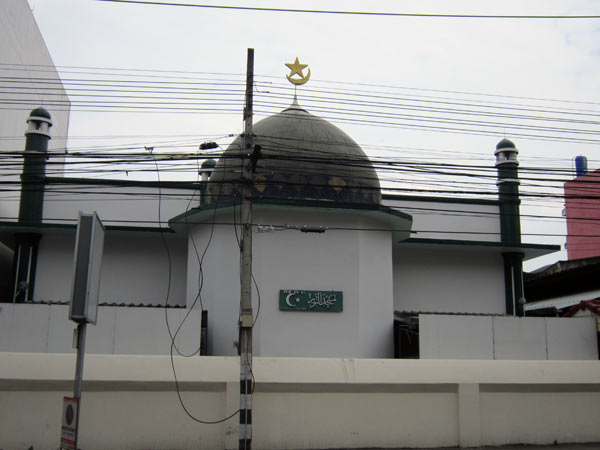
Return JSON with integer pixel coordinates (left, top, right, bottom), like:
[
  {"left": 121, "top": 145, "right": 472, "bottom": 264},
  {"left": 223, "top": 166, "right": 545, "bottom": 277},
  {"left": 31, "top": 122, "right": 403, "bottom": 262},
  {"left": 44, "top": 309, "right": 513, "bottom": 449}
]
[{"left": 286, "top": 57, "right": 308, "bottom": 78}]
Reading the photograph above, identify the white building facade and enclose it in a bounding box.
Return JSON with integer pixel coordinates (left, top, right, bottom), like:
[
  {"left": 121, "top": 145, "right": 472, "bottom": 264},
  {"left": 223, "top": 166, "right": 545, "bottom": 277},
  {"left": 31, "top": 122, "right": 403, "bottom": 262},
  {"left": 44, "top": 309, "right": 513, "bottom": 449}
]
[
  {"left": 0, "top": 0, "right": 70, "bottom": 297},
  {"left": 1, "top": 99, "right": 585, "bottom": 360},
  {"left": 1, "top": 84, "right": 599, "bottom": 449}
]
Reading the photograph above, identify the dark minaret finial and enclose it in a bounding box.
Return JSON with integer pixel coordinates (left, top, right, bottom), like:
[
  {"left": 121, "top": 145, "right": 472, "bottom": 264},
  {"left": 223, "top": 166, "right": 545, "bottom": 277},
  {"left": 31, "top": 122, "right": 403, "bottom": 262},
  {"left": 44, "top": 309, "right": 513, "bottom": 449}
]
[
  {"left": 199, "top": 158, "right": 217, "bottom": 205},
  {"left": 19, "top": 107, "right": 52, "bottom": 224},
  {"left": 495, "top": 138, "right": 525, "bottom": 317},
  {"left": 495, "top": 138, "right": 520, "bottom": 244}
]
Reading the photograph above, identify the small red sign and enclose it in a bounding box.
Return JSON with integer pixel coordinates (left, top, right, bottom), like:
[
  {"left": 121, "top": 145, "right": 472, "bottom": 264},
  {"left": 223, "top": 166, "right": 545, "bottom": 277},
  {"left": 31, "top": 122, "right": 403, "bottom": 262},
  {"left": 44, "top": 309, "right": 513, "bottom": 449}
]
[{"left": 60, "top": 397, "right": 78, "bottom": 450}]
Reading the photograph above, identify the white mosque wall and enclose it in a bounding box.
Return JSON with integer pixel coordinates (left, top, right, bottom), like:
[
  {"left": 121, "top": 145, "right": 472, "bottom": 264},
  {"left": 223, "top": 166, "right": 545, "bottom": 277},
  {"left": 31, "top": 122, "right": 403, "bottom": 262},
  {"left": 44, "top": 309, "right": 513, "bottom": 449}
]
[
  {"left": 357, "top": 224, "right": 394, "bottom": 357},
  {"left": 393, "top": 247, "right": 505, "bottom": 314},
  {"left": 0, "top": 0, "right": 70, "bottom": 222},
  {"left": 188, "top": 207, "right": 394, "bottom": 358},
  {"left": 383, "top": 197, "right": 501, "bottom": 242},
  {"left": 186, "top": 211, "right": 241, "bottom": 357},
  {"left": 42, "top": 184, "right": 195, "bottom": 227},
  {"left": 31, "top": 230, "right": 187, "bottom": 307},
  {"left": 1, "top": 354, "right": 599, "bottom": 450}
]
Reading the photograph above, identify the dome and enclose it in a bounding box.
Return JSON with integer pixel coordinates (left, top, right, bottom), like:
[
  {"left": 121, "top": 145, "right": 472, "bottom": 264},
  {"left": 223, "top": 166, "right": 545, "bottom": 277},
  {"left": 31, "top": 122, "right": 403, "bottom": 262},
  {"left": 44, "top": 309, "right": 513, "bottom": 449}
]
[
  {"left": 201, "top": 158, "right": 217, "bottom": 169},
  {"left": 208, "top": 102, "right": 381, "bottom": 204},
  {"left": 28, "top": 107, "right": 52, "bottom": 120},
  {"left": 496, "top": 138, "right": 516, "bottom": 150}
]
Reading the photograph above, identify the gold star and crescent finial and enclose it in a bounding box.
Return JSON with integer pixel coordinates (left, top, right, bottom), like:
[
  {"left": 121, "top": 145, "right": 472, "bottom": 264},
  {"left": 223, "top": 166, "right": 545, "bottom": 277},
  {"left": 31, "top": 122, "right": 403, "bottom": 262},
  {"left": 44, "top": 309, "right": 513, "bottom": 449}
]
[{"left": 285, "top": 57, "right": 311, "bottom": 85}]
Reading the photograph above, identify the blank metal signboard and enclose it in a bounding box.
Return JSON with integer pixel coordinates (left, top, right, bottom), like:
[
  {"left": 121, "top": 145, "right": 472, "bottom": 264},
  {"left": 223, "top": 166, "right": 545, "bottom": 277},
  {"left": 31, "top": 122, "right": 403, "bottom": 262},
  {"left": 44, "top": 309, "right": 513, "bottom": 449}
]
[{"left": 69, "top": 212, "right": 105, "bottom": 324}]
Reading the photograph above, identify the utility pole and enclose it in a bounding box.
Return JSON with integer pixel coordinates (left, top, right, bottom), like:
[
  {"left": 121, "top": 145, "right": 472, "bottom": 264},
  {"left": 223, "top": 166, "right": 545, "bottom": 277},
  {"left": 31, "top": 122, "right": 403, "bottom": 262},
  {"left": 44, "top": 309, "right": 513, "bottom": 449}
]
[{"left": 239, "top": 47, "right": 255, "bottom": 450}]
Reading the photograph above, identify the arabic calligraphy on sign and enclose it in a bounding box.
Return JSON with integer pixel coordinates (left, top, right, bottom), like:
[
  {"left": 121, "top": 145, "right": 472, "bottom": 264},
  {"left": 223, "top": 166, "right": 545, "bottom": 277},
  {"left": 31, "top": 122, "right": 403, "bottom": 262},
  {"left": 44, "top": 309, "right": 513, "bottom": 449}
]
[
  {"left": 307, "top": 291, "right": 337, "bottom": 309},
  {"left": 279, "top": 290, "right": 343, "bottom": 312}
]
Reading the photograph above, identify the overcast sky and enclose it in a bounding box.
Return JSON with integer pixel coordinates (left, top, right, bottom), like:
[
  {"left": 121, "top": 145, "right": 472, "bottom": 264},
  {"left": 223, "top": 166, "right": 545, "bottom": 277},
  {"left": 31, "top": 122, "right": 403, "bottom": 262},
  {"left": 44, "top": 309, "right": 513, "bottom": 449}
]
[{"left": 26, "top": 0, "right": 600, "bottom": 269}]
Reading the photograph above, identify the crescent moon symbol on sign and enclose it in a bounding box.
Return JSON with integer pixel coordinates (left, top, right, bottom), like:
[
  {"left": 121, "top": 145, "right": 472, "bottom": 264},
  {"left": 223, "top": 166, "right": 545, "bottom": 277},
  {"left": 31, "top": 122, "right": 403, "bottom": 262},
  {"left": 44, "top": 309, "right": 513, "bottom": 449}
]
[
  {"left": 286, "top": 68, "right": 311, "bottom": 85},
  {"left": 286, "top": 291, "right": 299, "bottom": 307}
]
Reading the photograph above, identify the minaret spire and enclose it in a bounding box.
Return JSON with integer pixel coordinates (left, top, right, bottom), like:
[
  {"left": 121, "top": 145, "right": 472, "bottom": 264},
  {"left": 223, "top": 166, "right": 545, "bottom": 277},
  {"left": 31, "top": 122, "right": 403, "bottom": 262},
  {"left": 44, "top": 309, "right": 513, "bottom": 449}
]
[
  {"left": 11, "top": 107, "right": 52, "bottom": 302},
  {"left": 495, "top": 138, "right": 525, "bottom": 316}
]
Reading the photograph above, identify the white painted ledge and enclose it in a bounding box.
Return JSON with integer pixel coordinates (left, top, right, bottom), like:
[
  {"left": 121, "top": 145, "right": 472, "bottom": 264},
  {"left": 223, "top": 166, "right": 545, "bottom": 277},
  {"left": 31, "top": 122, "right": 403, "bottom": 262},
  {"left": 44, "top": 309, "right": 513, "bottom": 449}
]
[{"left": 1, "top": 353, "right": 599, "bottom": 386}]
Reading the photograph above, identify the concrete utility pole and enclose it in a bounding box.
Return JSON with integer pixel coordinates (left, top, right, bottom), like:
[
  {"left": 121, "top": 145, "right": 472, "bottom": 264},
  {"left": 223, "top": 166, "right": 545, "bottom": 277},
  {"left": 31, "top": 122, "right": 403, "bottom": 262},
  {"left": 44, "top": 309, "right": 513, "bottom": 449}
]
[{"left": 239, "top": 47, "right": 255, "bottom": 450}]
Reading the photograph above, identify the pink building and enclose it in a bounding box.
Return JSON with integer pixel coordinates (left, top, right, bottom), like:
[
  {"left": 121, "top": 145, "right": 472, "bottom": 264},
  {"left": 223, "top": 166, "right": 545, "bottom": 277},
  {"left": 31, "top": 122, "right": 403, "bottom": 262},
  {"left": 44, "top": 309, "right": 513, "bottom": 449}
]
[{"left": 565, "top": 161, "right": 600, "bottom": 260}]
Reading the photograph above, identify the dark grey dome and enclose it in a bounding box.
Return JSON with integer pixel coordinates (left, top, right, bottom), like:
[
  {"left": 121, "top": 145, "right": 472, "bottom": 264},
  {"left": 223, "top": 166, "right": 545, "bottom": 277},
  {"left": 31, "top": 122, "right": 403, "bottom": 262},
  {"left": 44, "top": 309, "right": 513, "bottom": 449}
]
[
  {"left": 496, "top": 138, "right": 516, "bottom": 150},
  {"left": 201, "top": 158, "right": 217, "bottom": 169},
  {"left": 208, "top": 102, "right": 381, "bottom": 204},
  {"left": 29, "top": 106, "right": 51, "bottom": 120}
]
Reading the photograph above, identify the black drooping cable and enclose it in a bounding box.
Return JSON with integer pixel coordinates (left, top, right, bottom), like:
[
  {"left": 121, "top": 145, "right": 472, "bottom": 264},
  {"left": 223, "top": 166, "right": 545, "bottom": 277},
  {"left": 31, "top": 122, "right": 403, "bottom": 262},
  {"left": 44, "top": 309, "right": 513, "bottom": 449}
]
[
  {"left": 148, "top": 147, "right": 191, "bottom": 355},
  {"left": 168, "top": 147, "right": 215, "bottom": 358},
  {"left": 168, "top": 342, "right": 240, "bottom": 424},
  {"left": 150, "top": 147, "right": 240, "bottom": 424}
]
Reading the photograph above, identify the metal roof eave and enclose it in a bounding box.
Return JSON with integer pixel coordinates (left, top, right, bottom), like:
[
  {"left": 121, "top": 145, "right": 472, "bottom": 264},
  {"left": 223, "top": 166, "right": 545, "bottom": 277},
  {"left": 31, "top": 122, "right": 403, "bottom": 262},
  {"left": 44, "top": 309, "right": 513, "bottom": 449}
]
[
  {"left": 0, "top": 221, "right": 176, "bottom": 248},
  {"left": 397, "top": 237, "right": 560, "bottom": 261},
  {"left": 169, "top": 198, "right": 413, "bottom": 242}
]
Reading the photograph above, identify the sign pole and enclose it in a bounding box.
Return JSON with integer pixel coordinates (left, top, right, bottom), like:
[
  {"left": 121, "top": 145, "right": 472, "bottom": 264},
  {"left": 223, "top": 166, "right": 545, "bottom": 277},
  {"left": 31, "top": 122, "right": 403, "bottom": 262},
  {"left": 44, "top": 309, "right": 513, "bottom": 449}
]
[
  {"left": 73, "top": 321, "right": 87, "bottom": 449},
  {"left": 239, "top": 47, "right": 255, "bottom": 450},
  {"left": 61, "top": 212, "right": 104, "bottom": 450}
]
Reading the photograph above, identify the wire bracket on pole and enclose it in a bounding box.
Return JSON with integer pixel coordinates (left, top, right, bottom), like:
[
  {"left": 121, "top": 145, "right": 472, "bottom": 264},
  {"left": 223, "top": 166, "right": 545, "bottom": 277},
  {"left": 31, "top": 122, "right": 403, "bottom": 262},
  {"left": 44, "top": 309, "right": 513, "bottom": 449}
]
[{"left": 240, "top": 314, "right": 253, "bottom": 328}]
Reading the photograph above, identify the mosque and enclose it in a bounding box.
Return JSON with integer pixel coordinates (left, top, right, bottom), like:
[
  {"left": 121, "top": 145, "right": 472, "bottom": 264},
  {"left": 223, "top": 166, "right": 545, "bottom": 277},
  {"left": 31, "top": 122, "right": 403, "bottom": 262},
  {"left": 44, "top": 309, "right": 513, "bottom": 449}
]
[
  {"left": 4, "top": 61, "right": 586, "bottom": 361},
  {"left": 1, "top": 30, "right": 599, "bottom": 446}
]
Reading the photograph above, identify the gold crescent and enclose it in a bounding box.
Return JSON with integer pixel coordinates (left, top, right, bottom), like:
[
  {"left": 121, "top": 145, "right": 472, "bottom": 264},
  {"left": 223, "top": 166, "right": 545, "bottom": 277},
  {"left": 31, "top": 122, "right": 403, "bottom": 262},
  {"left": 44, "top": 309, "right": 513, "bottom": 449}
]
[{"left": 286, "top": 68, "right": 311, "bottom": 85}]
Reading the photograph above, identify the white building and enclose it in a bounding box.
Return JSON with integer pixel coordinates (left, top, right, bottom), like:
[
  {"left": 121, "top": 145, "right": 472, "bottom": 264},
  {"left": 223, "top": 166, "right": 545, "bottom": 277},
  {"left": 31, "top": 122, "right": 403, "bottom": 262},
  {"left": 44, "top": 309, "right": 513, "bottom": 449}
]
[
  {"left": 0, "top": 0, "right": 70, "bottom": 296},
  {"left": 1, "top": 39, "right": 599, "bottom": 450},
  {"left": 4, "top": 98, "right": 586, "bottom": 360}
]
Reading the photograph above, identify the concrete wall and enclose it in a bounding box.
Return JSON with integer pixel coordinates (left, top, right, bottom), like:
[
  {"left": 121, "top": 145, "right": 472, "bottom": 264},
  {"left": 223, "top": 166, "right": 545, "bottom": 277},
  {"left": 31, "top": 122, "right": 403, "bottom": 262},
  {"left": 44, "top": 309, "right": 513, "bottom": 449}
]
[
  {"left": 0, "top": 354, "right": 598, "bottom": 449},
  {"left": 420, "top": 314, "right": 599, "bottom": 360},
  {"left": 43, "top": 184, "right": 195, "bottom": 227},
  {"left": 393, "top": 247, "right": 505, "bottom": 314},
  {"left": 0, "top": 0, "right": 70, "bottom": 221},
  {"left": 32, "top": 230, "right": 187, "bottom": 306},
  {"left": 189, "top": 207, "right": 394, "bottom": 358},
  {"left": 383, "top": 198, "right": 500, "bottom": 242},
  {"left": 0, "top": 303, "right": 201, "bottom": 355},
  {"left": 186, "top": 208, "right": 240, "bottom": 357}
]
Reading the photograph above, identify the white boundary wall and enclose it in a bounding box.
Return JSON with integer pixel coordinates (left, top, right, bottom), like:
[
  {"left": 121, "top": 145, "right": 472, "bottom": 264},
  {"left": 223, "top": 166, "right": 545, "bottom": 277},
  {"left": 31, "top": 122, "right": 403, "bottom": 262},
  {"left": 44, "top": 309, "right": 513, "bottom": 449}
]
[
  {"left": 0, "top": 304, "right": 201, "bottom": 355},
  {"left": 1, "top": 354, "right": 599, "bottom": 449},
  {"left": 420, "top": 315, "right": 599, "bottom": 360}
]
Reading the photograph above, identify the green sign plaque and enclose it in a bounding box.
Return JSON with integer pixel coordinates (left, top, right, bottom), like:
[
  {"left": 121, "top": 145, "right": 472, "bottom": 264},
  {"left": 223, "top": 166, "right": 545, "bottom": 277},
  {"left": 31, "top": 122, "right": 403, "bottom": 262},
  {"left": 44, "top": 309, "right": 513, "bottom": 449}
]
[{"left": 279, "top": 290, "right": 343, "bottom": 312}]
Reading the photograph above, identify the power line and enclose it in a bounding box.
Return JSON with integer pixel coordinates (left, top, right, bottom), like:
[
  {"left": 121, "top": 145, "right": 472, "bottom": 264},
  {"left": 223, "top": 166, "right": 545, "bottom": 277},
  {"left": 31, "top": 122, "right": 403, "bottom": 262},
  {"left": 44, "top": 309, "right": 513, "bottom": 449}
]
[
  {"left": 1, "top": 62, "right": 598, "bottom": 108},
  {"left": 95, "top": 0, "right": 600, "bottom": 20},
  {"left": 2, "top": 70, "right": 598, "bottom": 144}
]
